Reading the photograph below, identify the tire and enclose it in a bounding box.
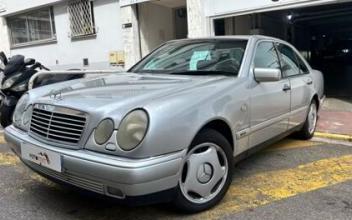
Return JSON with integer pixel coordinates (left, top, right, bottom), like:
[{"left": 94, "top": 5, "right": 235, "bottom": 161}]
[
  {"left": 296, "top": 100, "right": 318, "bottom": 140},
  {"left": 173, "top": 128, "right": 234, "bottom": 213},
  {"left": 0, "top": 103, "right": 15, "bottom": 128}
]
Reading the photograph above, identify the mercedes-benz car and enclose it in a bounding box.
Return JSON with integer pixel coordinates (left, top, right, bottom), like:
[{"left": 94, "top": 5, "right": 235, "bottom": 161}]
[{"left": 5, "top": 35, "right": 324, "bottom": 213}]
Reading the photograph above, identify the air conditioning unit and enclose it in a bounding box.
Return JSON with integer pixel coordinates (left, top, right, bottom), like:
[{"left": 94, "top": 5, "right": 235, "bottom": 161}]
[{"left": 109, "top": 51, "right": 125, "bottom": 66}]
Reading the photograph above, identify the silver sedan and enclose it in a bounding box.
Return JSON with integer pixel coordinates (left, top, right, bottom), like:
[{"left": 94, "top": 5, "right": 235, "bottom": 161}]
[{"left": 5, "top": 35, "right": 324, "bottom": 213}]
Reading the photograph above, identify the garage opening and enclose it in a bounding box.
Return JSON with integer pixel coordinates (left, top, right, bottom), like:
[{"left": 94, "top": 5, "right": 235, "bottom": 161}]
[
  {"left": 137, "top": 0, "right": 187, "bottom": 57},
  {"left": 214, "top": 2, "right": 352, "bottom": 100}
]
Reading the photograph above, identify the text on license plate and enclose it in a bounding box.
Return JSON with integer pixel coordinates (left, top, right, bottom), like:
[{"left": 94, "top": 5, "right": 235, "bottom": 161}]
[{"left": 21, "top": 142, "right": 62, "bottom": 172}]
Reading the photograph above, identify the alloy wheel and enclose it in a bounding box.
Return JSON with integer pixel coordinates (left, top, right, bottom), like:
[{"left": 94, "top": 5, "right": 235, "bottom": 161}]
[{"left": 308, "top": 103, "right": 317, "bottom": 134}]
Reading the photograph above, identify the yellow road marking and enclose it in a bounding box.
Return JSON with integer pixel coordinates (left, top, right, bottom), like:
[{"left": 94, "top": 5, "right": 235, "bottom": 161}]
[
  {"left": 266, "top": 139, "right": 322, "bottom": 152},
  {"left": 196, "top": 154, "right": 352, "bottom": 220},
  {"left": 0, "top": 152, "right": 19, "bottom": 166},
  {"left": 0, "top": 134, "right": 5, "bottom": 144},
  {"left": 315, "top": 132, "right": 352, "bottom": 142}
]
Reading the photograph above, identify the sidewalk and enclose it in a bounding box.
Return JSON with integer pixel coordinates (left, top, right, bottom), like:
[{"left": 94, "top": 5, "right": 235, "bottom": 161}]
[
  {"left": 315, "top": 98, "right": 352, "bottom": 142},
  {"left": 317, "top": 110, "right": 352, "bottom": 136}
]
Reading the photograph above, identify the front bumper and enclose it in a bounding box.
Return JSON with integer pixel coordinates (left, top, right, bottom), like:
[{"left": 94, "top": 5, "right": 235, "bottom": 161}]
[{"left": 5, "top": 125, "right": 185, "bottom": 198}]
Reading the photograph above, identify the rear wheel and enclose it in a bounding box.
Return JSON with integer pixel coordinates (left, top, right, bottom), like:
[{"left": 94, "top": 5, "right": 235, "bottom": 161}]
[
  {"left": 297, "top": 101, "right": 318, "bottom": 140},
  {"left": 173, "top": 129, "right": 234, "bottom": 213}
]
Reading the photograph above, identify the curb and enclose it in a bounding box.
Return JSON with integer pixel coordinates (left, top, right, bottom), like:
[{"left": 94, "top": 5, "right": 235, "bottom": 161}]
[{"left": 314, "top": 132, "right": 352, "bottom": 142}]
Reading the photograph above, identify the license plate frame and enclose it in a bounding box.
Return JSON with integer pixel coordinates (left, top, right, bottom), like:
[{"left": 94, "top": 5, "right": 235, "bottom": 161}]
[{"left": 21, "top": 142, "right": 62, "bottom": 172}]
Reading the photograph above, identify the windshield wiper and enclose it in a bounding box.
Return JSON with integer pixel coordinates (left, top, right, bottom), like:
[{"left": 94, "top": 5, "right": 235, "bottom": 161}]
[{"left": 167, "top": 70, "right": 235, "bottom": 76}]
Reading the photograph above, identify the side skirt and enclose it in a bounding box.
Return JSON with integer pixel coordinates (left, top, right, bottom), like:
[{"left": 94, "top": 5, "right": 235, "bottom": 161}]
[{"left": 233, "top": 125, "right": 303, "bottom": 164}]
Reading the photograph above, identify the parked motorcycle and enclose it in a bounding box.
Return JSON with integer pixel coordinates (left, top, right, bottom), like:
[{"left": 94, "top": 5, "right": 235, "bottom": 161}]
[
  {"left": 0, "top": 52, "right": 83, "bottom": 127},
  {"left": 0, "top": 52, "right": 7, "bottom": 87}
]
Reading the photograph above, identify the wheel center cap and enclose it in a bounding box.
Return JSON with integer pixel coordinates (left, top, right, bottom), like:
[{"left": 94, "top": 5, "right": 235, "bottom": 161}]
[{"left": 197, "top": 163, "right": 213, "bottom": 184}]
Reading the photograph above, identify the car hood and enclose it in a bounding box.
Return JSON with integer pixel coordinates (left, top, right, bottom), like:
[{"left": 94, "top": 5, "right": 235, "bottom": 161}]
[{"left": 35, "top": 72, "right": 231, "bottom": 119}]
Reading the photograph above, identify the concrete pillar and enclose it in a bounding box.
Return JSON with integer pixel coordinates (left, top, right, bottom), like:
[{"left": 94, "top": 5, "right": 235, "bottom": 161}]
[
  {"left": 225, "top": 17, "right": 234, "bottom": 35},
  {"left": 120, "top": 5, "right": 141, "bottom": 69},
  {"left": 186, "top": 0, "right": 209, "bottom": 38},
  {"left": 0, "top": 17, "right": 10, "bottom": 55}
]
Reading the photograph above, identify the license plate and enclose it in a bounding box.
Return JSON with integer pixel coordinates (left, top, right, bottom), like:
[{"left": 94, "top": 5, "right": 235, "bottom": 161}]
[{"left": 21, "top": 142, "right": 62, "bottom": 172}]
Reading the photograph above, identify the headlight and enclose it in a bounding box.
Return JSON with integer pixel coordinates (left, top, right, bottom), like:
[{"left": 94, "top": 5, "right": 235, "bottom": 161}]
[
  {"left": 94, "top": 119, "right": 114, "bottom": 145},
  {"left": 2, "top": 73, "right": 22, "bottom": 90},
  {"left": 117, "top": 109, "right": 149, "bottom": 151},
  {"left": 13, "top": 94, "right": 31, "bottom": 131}
]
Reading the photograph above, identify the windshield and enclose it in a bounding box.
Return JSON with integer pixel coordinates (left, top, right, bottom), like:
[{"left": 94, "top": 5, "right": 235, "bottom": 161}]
[{"left": 130, "top": 39, "right": 248, "bottom": 76}]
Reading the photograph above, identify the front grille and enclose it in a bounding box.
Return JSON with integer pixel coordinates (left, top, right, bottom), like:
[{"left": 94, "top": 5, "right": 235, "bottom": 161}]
[{"left": 30, "top": 104, "right": 86, "bottom": 144}]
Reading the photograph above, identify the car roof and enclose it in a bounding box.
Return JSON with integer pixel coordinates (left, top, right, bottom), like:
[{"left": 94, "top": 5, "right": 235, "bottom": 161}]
[{"left": 171, "top": 35, "right": 283, "bottom": 42}]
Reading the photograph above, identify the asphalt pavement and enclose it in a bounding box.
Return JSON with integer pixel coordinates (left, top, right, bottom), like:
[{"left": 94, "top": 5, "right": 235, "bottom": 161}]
[{"left": 0, "top": 135, "right": 352, "bottom": 220}]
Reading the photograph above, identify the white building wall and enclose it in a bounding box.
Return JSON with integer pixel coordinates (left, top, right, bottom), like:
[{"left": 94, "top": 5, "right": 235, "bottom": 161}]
[
  {"left": 0, "top": 0, "right": 63, "bottom": 16},
  {"left": 0, "top": 17, "right": 9, "bottom": 54},
  {"left": 120, "top": 5, "right": 141, "bottom": 69},
  {"left": 2, "top": 0, "right": 124, "bottom": 70},
  {"left": 204, "top": 0, "right": 341, "bottom": 18},
  {"left": 139, "top": 3, "right": 175, "bottom": 57},
  {"left": 186, "top": 0, "right": 208, "bottom": 38}
]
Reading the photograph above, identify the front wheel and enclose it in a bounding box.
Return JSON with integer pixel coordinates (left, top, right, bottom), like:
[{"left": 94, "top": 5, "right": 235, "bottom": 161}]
[
  {"left": 0, "top": 103, "right": 15, "bottom": 128},
  {"left": 297, "top": 101, "right": 318, "bottom": 140},
  {"left": 173, "top": 129, "right": 234, "bottom": 213}
]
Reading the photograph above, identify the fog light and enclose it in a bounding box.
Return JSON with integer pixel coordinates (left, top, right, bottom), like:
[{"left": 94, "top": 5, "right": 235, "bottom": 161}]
[{"left": 106, "top": 186, "right": 125, "bottom": 199}]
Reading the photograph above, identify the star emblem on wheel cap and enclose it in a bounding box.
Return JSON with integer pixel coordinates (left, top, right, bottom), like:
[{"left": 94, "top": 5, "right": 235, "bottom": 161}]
[{"left": 197, "top": 163, "right": 213, "bottom": 184}]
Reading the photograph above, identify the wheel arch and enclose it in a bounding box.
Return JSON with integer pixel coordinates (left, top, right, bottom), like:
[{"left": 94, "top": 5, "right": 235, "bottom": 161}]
[
  {"left": 312, "top": 94, "right": 320, "bottom": 110},
  {"left": 193, "top": 119, "right": 235, "bottom": 152}
]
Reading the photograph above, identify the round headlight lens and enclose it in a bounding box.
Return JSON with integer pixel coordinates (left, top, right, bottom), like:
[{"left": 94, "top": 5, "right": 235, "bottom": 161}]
[
  {"left": 12, "top": 82, "right": 28, "bottom": 92},
  {"left": 117, "top": 109, "right": 149, "bottom": 151},
  {"left": 94, "top": 119, "right": 114, "bottom": 145},
  {"left": 2, "top": 73, "right": 22, "bottom": 90},
  {"left": 13, "top": 94, "right": 30, "bottom": 130}
]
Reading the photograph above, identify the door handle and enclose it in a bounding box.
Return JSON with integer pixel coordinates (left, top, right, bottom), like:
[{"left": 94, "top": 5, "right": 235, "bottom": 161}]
[
  {"left": 306, "top": 79, "right": 313, "bottom": 85},
  {"left": 283, "top": 84, "right": 291, "bottom": 92}
]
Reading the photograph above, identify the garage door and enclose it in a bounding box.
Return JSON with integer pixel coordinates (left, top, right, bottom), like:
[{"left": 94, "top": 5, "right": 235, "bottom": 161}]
[{"left": 214, "top": 1, "right": 352, "bottom": 99}]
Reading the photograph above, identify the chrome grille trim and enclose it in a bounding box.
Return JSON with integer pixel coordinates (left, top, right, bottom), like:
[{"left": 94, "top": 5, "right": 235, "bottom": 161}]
[{"left": 29, "top": 104, "right": 87, "bottom": 145}]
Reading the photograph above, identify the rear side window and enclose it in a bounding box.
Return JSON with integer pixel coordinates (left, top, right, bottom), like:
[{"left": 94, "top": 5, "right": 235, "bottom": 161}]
[
  {"left": 277, "top": 44, "right": 300, "bottom": 77},
  {"left": 295, "top": 54, "right": 309, "bottom": 74},
  {"left": 254, "top": 42, "right": 281, "bottom": 69}
]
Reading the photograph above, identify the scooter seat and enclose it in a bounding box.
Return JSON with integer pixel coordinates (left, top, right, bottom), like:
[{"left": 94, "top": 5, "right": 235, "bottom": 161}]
[{"left": 4, "top": 55, "right": 25, "bottom": 76}]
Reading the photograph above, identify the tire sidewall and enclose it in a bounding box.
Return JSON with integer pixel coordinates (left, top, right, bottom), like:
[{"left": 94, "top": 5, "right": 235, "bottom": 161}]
[{"left": 299, "top": 100, "right": 318, "bottom": 139}]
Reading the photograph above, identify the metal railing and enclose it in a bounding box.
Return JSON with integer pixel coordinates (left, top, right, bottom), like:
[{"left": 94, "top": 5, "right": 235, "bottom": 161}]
[{"left": 28, "top": 69, "right": 120, "bottom": 90}]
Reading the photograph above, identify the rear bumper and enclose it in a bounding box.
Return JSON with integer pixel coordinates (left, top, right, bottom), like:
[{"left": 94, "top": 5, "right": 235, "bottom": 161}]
[{"left": 5, "top": 125, "right": 185, "bottom": 199}]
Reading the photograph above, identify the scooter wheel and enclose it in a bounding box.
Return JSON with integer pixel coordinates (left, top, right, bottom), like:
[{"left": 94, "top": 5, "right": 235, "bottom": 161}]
[{"left": 0, "top": 104, "right": 15, "bottom": 128}]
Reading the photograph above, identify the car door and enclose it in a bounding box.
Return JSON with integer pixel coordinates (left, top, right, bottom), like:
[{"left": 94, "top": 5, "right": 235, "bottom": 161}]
[
  {"left": 276, "top": 43, "right": 312, "bottom": 129},
  {"left": 249, "top": 41, "right": 291, "bottom": 147}
]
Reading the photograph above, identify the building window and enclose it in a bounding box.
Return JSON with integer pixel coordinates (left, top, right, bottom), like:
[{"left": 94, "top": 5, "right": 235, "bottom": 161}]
[
  {"left": 68, "top": 0, "right": 95, "bottom": 39},
  {"left": 7, "top": 7, "right": 56, "bottom": 47}
]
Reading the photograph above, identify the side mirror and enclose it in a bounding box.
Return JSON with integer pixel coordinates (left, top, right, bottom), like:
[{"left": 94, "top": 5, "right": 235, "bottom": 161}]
[
  {"left": 254, "top": 68, "right": 281, "bottom": 82},
  {"left": 24, "top": 58, "right": 35, "bottom": 65}
]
